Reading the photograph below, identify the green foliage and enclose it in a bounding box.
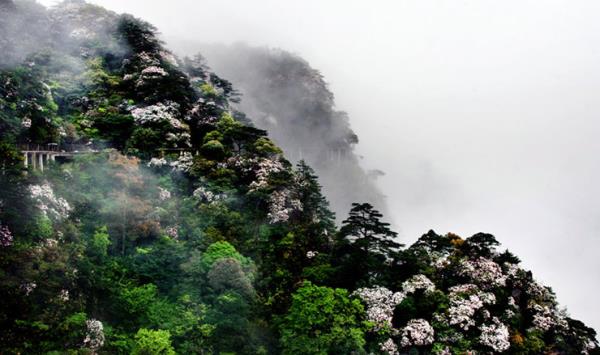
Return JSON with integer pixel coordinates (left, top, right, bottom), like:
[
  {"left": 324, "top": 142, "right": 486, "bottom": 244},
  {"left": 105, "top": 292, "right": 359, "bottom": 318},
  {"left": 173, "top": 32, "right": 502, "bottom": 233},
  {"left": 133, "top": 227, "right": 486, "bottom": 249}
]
[
  {"left": 201, "top": 139, "right": 226, "bottom": 160},
  {"left": 132, "top": 328, "right": 176, "bottom": 355},
  {"left": 279, "top": 282, "right": 366, "bottom": 354},
  {"left": 117, "top": 15, "right": 161, "bottom": 53},
  {"left": 34, "top": 216, "right": 54, "bottom": 240},
  {"left": 128, "top": 128, "right": 164, "bottom": 157},
  {"left": 464, "top": 232, "right": 500, "bottom": 258},
  {"left": 208, "top": 258, "right": 255, "bottom": 297},
  {"left": 88, "top": 226, "right": 110, "bottom": 258},
  {"left": 57, "top": 312, "right": 87, "bottom": 348},
  {"left": 0, "top": 141, "right": 23, "bottom": 176},
  {"left": 253, "top": 137, "right": 282, "bottom": 155},
  {"left": 200, "top": 83, "right": 218, "bottom": 96},
  {"left": 120, "top": 284, "right": 159, "bottom": 317},
  {"left": 200, "top": 241, "right": 249, "bottom": 272},
  {"left": 0, "top": 3, "right": 597, "bottom": 354},
  {"left": 334, "top": 203, "right": 403, "bottom": 288}
]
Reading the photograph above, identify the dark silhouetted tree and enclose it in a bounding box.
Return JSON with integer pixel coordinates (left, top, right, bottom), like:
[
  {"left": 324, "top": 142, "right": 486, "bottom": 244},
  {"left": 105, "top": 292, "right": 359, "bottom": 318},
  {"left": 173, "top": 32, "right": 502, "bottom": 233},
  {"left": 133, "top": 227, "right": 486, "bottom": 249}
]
[{"left": 334, "top": 202, "right": 402, "bottom": 288}]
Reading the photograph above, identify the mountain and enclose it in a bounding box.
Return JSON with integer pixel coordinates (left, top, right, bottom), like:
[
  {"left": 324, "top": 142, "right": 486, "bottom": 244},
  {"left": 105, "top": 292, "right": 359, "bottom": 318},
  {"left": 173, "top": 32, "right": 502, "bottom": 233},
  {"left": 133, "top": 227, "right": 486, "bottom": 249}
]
[
  {"left": 188, "top": 43, "right": 388, "bottom": 222},
  {"left": 0, "top": 1, "right": 597, "bottom": 354}
]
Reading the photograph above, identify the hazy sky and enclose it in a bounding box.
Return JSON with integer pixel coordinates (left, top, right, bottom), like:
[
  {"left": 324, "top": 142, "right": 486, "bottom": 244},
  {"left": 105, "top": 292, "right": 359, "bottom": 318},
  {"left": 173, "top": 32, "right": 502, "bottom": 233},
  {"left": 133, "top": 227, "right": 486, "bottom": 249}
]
[{"left": 40, "top": 0, "right": 600, "bottom": 330}]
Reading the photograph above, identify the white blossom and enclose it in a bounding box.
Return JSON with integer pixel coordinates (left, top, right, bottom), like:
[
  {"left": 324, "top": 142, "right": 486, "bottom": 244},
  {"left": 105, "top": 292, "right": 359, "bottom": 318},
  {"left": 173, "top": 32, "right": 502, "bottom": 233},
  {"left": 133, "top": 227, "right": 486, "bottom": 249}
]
[
  {"left": 0, "top": 225, "right": 13, "bottom": 247},
  {"left": 449, "top": 284, "right": 479, "bottom": 294},
  {"left": 130, "top": 101, "right": 183, "bottom": 129},
  {"left": 482, "top": 309, "right": 491, "bottom": 319},
  {"left": 432, "top": 253, "right": 451, "bottom": 269},
  {"left": 166, "top": 131, "right": 191, "bottom": 146},
  {"left": 526, "top": 279, "right": 556, "bottom": 303},
  {"left": 448, "top": 297, "right": 480, "bottom": 330},
  {"left": 21, "top": 282, "right": 36, "bottom": 296},
  {"left": 193, "top": 186, "right": 226, "bottom": 204},
  {"left": 479, "top": 318, "right": 510, "bottom": 352},
  {"left": 400, "top": 319, "right": 435, "bottom": 347},
  {"left": 21, "top": 117, "right": 32, "bottom": 128},
  {"left": 158, "top": 187, "right": 171, "bottom": 201},
  {"left": 227, "top": 156, "right": 258, "bottom": 173},
  {"left": 83, "top": 319, "right": 105, "bottom": 353},
  {"left": 479, "top": 292, "right": 496, "bottom": 305},
  {"left": 59, "top": 289, "right": 69, "bottom": 302},
  {"left": 530, "top": 303, "right": 568, "bottom": 331},
  {"left": 460, "top": 257, "right": 507, "bottom": 288},
  {"left": 160, "top": 51, "right": 179, "bottom": 66},
  {"left": 29, "top": 183, "right": 72, "bottom": 220},
  {"left": 185, "top": 102, "right": 219, "bottom": 125},
  {"left": 267, "top": 189, "right": 302, "bottom": 224},
  {"left": 165, "top": 226, "right": 178, "bottom": 239},
  {"left": 503, "top": 262, "right": 520, "bottom": 278},
  {"left": 380, "top": 338, "right": 399, "bottom": 355},
  {"left": 353, "top": 286, "right": 404, "bottom": 330},
  {"left": 306, "top": 250, "right": 318, "bottom": 259},
  {"left": 137, "top": 52, "right": 160, "bottom": 66},
  {"left": 445, "top": 284, "right": 495, "bottom": 330},
  {"left": 43, "top": 238, "right": 58, "bottom": 248},
  {"left": 141, "top": 66, "right": 168, "bottom": 77},
  {"left": 402, "top": 274, "right": 436, "bottom": 295},
  {"left": 170, "top": 152, "right": 193, "bottom": 172},
  {"left": 248, "top": 158, "right": 284, "bottom": 192},
  {"left": 148, "top": 157, "right": 167, "bottom": 167},
  {"left": 585, "top": 339, "right": 598, "bottom": 355}
]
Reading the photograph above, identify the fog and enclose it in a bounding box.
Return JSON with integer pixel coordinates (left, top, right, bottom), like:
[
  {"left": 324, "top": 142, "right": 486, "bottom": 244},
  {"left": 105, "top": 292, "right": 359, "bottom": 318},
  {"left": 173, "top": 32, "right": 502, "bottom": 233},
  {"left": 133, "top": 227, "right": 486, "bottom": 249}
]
[
  {"left": 38, "top": 0, "right": 600, "bottom": 330},
  {"left": 184, "top": 43, "right": 389, "bottom": 221}
]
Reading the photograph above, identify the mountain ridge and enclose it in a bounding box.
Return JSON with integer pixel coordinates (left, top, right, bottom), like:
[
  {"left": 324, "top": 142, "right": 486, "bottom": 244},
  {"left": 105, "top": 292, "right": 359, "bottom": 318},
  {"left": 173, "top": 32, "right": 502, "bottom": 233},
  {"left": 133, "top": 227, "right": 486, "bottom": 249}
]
[{"left": 0, "top": 1, "right": 597, "bottom": 354}]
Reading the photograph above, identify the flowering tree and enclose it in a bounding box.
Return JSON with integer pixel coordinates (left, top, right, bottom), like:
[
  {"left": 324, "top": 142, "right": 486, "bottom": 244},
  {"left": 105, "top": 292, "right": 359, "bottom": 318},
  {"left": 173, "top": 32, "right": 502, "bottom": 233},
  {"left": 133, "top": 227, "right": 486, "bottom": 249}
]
[
  {"left": 0, "top": 224, "right": 13, "bottom": 247},
  {"left": 83, "top": 319, "right": 105, "bottom": 354},
  {"left": 400, "top": 319, "right": 435, "bottom": 347}
]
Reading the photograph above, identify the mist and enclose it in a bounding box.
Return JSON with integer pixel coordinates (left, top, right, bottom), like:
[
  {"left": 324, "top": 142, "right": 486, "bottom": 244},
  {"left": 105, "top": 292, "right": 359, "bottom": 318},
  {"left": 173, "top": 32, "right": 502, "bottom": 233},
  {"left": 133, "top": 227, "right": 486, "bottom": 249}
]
[
  {"left": 179, "top": 43, "right": 388, "bottom": 221},
  {"left": 0, "top": 0, "right": 53, "bottom": 68},
  {"left": 36, "top": 0, "right": 600, "bottom": 331}
]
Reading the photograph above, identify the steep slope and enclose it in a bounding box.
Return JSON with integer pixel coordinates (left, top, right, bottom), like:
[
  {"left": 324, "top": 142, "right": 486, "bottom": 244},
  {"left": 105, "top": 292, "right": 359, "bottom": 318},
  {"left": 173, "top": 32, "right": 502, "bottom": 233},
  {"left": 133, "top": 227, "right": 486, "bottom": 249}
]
[
  {"left": 192, "top": 44, "right": 388, "bottom": 221},
  {"left": 0, "top": 1, "right": 597, "bottom": 354}
]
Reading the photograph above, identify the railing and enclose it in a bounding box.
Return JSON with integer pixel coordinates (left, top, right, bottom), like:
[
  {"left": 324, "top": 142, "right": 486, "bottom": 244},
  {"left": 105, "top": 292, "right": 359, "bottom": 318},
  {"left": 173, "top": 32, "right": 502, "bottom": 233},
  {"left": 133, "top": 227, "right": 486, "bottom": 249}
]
[{"left": 18, "top": 143, "right": 98, "bottom": 153}]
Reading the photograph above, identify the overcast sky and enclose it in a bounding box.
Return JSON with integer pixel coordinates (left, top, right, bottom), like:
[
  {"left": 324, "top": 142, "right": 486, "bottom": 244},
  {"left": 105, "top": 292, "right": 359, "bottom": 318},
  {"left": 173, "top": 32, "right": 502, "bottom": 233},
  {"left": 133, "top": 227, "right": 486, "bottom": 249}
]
[{"left": 40, "top": 0, "right": 600, "bottom": 330}]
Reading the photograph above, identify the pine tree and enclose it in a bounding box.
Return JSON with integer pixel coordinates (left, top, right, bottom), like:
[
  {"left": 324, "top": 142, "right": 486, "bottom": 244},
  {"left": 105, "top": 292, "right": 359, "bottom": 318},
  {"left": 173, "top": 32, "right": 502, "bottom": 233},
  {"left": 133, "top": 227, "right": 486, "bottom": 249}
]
[{"left": 334, "top": 203, "right": 402, "bottom": 288}]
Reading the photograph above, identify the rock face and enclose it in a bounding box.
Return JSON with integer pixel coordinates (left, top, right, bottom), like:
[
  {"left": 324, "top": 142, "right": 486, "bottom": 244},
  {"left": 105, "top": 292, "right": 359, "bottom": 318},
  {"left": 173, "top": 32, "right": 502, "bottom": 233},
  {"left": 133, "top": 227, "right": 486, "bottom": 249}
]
[{"left": 197, "top": 44, "right": 388, "bottom": 222}]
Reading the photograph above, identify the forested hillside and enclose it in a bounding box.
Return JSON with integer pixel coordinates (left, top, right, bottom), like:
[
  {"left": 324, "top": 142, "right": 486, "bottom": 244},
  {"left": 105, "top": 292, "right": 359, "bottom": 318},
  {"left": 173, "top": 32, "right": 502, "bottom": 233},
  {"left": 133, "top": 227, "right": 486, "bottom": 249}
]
[
  {"left": 192, "top": 43, "right": 388, "bottom": 221},
  {"left": 0, "top": 1, "right": 597, "bottom": 354}
]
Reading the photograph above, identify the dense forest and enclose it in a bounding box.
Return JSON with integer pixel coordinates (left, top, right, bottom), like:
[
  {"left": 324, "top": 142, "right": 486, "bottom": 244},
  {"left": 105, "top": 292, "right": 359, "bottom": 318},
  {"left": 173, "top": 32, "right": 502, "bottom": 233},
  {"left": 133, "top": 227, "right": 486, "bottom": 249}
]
[{"left": 0, "top": 0, "right": 598, "bottom": 354}]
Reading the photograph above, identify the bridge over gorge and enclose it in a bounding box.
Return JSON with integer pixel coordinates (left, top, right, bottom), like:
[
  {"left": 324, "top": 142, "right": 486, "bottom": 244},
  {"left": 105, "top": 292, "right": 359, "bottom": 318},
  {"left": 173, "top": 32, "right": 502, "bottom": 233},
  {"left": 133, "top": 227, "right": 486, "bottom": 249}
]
[{"left": 19, "top": 143, "right": 98, "bottom": 172}]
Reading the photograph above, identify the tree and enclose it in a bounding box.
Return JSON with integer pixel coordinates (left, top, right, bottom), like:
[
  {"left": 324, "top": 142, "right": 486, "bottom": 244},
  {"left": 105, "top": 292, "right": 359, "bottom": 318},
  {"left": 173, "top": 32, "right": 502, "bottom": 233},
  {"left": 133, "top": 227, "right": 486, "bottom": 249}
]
[
  {"left": 132, "top": 328, "right": 175, "bottom": 355},
  {"left": 279, "top": 282, "right": 366, "bottom": 355},
  {"left": 334, "top": 203, "right": 402, "bottom": 288},
  {"left": 255, "top": 162, "right": 337, "bottom": 313},
  {"left": 101, "top": 152, "right": 156, "bottom": 255},
  {"left": 207, "top": 258, "right": 255, "bottom": 299},
  {"left": 289, "top": 161, "right": 337, "bottom": 283},
  {"left": 464, "top": 232, "right": 500, "bottom": 258},
  {"left": 200, "top": 240, "right": 249, "bottom": 272}
]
